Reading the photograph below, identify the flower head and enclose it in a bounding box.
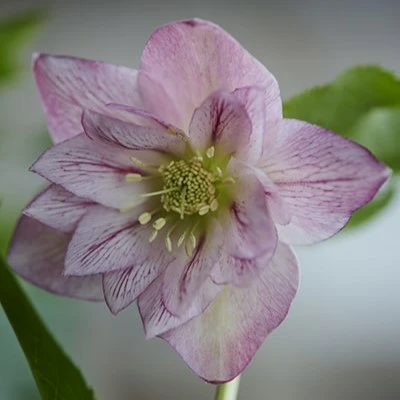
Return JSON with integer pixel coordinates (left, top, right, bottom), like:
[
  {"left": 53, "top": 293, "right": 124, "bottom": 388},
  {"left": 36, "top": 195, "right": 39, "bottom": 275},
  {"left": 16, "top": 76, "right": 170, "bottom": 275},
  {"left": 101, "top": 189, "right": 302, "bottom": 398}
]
[{"left": 8, "top": 19, "right": 390, "bottom": 383}]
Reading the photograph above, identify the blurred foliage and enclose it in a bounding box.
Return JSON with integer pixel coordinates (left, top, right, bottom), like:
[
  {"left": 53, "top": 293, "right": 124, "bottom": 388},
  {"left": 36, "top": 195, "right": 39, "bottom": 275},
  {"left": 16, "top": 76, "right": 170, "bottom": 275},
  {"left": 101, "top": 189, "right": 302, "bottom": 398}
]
[
  {"left": 0, "top": 9, "right": 97, "bottom": 400},
  {"left": 0, "top": 10, "right": 46, "bottom": 85},
  {"left": 0, "top": 9, "right": 50, "bottom": 257},
  {"left": 0, "top": 256, "right": 96, "bottom": 400},
  {"left": 283, "top": 65, "right": 400, "bottom": 228}
]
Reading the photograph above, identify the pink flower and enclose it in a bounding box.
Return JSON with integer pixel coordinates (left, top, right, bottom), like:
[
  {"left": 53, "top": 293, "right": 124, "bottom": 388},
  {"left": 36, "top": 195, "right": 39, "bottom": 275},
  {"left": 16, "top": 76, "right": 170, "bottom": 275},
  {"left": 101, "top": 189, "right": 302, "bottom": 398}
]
[{"left": 8, "top": 19, "right": 390, "bottom": 383}]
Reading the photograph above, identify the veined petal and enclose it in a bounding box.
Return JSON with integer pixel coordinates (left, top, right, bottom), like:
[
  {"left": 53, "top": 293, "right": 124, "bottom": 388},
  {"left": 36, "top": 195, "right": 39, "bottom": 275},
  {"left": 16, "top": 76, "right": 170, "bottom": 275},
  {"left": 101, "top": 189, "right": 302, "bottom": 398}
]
[
  {"left": 33, "top": 54, "right": 143, "bottom": 143},
  {"left": 162, "top": 221, "right": 223, "bottom": 316},
  {"left": 31, "top": 133, "right": 151, "bottom": 209},
  {"left": 251, "top": 167, "right": 291, "bottom": 226},
  {"left": 7, "top": 216, "right": 103, "bottom": 300},
  {"left": 261, "top": 119, "right": 391, "bottom": 244},
  {"left": 82, "top": 110, "right": 185, "bottom": 155},
  {"left": 139, "top": 19, "right": 281, "bottom": 131},
  {"left": 232, "top": 86, "right": 266, "bottom": 162},
  {"left": 65, "top": 205, "right": 167, "bottom": 276},
  {"left": 161, "top": 242, "right": 299, "bottom": 383},
  {"left": 211, "top": 248, "right": 272, "bottom": 288},
  {"left": 138, "top": 275, "right": 221, "bottom": 338},
  {"left": 106, "top": 103, "right": 187, "bottom": 138},
  {"left": 188, "top": 90, "right": 252, "bottom": 157},
  {"left": 103, "top": 246, "right": 173, "bottom": 314},
  {"left": 224, "top": 174, "right": 277, "bottom": 261},
  {"left": 23, "top": 184, "right": 93, "bottom": 233}
]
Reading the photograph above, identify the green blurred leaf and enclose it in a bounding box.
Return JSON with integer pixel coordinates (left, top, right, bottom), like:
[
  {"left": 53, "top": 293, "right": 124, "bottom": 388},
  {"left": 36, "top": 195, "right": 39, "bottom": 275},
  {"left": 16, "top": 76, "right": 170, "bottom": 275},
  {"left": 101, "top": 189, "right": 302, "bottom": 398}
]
[
  {"left": 350, "top": 106, "right": 400, "bottom": 171},
  {"left": 283, "top": 65, "right": 400, "bottom": 228},
  {"left": 283, "top": 65, "right": 400, "bottom": 138},
  {"left": 0, "top": 10, "right": 46, "bottom": 83},
  {"left": 0, "top": 256, "right": 96, "bottom": 400}
]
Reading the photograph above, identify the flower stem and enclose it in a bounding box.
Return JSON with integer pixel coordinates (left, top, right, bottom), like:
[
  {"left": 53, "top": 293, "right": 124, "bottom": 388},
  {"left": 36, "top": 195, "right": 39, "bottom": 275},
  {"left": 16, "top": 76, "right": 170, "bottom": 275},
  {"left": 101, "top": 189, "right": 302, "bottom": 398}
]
[{"left": 214, "top": 376, "right": 241, "bottom": 400}]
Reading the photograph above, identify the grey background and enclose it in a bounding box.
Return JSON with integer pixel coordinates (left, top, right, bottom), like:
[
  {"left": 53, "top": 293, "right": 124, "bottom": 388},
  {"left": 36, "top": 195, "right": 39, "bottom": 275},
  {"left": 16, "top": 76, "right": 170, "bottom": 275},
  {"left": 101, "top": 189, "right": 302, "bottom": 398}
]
[{"left": 0, "top": 0, "right": 399, "bottom": 399}]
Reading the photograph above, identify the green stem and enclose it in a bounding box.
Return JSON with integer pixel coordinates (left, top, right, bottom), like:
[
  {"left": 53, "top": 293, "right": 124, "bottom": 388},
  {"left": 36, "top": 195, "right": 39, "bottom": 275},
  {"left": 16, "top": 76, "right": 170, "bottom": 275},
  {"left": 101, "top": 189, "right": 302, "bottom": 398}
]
[{"left": 214, "top": 376, "right": 241, "bottom": 400}]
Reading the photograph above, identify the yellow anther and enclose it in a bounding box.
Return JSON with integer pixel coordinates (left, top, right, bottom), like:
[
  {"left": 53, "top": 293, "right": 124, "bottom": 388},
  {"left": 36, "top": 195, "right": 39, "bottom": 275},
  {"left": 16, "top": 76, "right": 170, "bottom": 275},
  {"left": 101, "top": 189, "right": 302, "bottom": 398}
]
[
  {"left": 223, "top": 176, "right": 236, "bottom": 184},
  {"left": 185, "top": 241, "right": 194, "bottom": 257},
  {"left": 165, "top": 236, "right": 172, "bottom": 252},
  {"left": 216, "top": 167, "right": 223, "bottom": 177},
  {"left": 153, "top": 217, "right": 166, "bottom": 230},
  {"left": 138, "top": 212, "right": 152, "bottom": 225},
  {"left": 125, "top": 173, "right": 143, "bottom": 182},
  {"left": 210, "top": 199, "right": 219, "bottom": 212},
  {"left": 149, "top": 230, "right": 158, "bottom": 243},
  {"left": 206, "top": 146, "right": 215, "bottom": 158},
  {"left": 177, "top": 230, "right": 187, "bottom": 248},
  {"left": 129, "top": 156, "right": 147, "bottom": 168},
  {"left": 198, "top": 205, "right": 210, "bottom": 216},
  {"left": 190, "top": 232, "right": 197, "bottom": 249}
]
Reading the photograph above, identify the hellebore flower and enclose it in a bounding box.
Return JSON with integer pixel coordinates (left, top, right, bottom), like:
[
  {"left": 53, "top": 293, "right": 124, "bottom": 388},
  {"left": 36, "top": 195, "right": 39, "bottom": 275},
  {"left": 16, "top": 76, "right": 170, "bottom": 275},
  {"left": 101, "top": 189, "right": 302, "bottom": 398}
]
[{"left": 8, "top": 19, "right": 390, "bottom": 383}]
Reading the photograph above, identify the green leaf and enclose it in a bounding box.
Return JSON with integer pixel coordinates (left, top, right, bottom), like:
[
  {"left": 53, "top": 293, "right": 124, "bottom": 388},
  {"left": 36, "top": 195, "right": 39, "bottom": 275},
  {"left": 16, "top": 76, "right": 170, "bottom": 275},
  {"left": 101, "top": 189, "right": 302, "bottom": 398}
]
[
  {"left": 283, "top": 65, "right": 400, "bottom": 139},
  {"left": 0, "top": 256, "right": 96, "bottom": 400},
  {"left": 0, "top": 10, "right": 46, "bottom": 84},
  {"left": 283, "top": 65, "right": 400, "bottom": 229},
  {"left": 350, "top": 106, "right": 400, "bottom": 172}
]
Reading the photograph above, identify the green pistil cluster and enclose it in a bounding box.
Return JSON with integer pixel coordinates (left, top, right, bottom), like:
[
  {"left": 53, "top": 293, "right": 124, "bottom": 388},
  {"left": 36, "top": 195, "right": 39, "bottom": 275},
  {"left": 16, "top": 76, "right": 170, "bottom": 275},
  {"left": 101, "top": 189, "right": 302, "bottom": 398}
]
[{"left": 159, "top": 158, "right": 217, "bottom": 218}]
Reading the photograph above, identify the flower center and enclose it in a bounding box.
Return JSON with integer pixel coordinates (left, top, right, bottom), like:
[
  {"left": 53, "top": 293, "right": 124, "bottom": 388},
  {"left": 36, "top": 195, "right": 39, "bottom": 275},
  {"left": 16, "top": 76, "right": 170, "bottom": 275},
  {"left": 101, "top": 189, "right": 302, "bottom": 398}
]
[{"left": 160, "top": 158, "right": 217, "bottom": 218}]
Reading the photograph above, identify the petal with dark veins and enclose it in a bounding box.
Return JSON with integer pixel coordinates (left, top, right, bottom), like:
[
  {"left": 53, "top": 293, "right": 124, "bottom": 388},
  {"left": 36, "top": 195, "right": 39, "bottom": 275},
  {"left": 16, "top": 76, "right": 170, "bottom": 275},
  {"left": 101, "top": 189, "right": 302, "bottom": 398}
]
[{"left": 7, "top": 216, "right": 103, "bottom": 300}]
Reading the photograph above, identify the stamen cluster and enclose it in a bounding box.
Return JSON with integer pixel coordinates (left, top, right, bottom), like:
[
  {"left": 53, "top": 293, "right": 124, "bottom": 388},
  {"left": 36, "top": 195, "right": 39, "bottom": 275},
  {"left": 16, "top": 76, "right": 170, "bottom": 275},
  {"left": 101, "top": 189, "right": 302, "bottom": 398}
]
[{"left": 160, "top": 158, "right": 217, "bottom": 218}]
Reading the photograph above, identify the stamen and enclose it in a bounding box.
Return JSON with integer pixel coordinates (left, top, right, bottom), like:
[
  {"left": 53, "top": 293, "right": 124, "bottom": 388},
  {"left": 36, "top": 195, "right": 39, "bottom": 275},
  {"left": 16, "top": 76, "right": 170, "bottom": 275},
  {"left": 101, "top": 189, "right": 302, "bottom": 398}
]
[
  {"left": 177, "top": 229, "right": 188, "bottom": 248},
  {"left": 125, "top": 173, "right": 143, "bottom": 182},
  {"left": 223, "top": 176, "right": 236, "bottom": 184},
  {"left": 185, "top": 241, "right": 193, "bottom": 257},
  {"left": 165, "top": 222, "right": 178, "bottom": 252},
  {"left": 210, "top": 198, "right": 219, "bottom": 212},
  {"left": 153, "top": 217, "right": 166, "bottom": 231},
  {"left": 129, "top": 156, "right": 149, "bottom": 168},
  {"left": 138, "top": 212, "right": 152, "bottom": 225},
  {"left": 216, "top": 166, "right": 223, "bottom": 177},
  {"left": 141, "top": 187, "right": 178, "bottom": 198},
  {"left": 149, "top": 230, "right": 158, "bottom": 243},
  {"left": 129, "top": 156, "right": 159, "bottom": 171},
  {"left": 165, "top": 237, "right": 172, "bottom": 252},
  {"left": 198, "top": 205, "right": 210, "bottom": 216},
  {"left": 206, "top": 146, "right": 215, "bottom": 158},
  {"left": 195, "top": 155, "right": 204, "bottom": 162},
  {"left": 190, "top": 232, "right": 197, "bottom": 249}
]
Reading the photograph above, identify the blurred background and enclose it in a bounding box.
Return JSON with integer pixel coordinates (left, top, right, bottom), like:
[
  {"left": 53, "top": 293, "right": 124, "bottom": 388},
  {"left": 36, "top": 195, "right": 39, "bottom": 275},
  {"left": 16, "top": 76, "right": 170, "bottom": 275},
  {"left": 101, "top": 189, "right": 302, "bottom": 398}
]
[{"left": 0, "top": 0, "right": 399, "bottom": 399}]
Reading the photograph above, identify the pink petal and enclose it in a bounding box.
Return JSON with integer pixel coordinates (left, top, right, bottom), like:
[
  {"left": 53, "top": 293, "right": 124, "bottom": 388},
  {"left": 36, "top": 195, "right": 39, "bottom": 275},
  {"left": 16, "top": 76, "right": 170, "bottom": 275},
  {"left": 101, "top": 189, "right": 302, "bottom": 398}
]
[
  {"left": 102, "top": 243, "right": 173, "bottom": 314},
  {"left": 188, "top": 91, "right": 252, "bottom": 157},
  {"left": 23, "top": 184, "right": 93, "bottom": 233},
  {"left": 33, "top": 54, "right": 143, "bottom": 143},
  {"left": 106, "top": 103, "right": 187, "bottom": 138},
  {"left": 31, "top": 132, "right": 150, "bottom": 209},
  {"left": 139, "top": 19, "right": 281, "bottom": 131},
  {"left": 251, "top": 166, "right": 291, "bottom": 226},
  {"left": 138, "top": 275, "right": 221, "bottom": 338},
  {"left": 162, "top": 221, "right": 223, "bottom": 316},
  {"left": 162, "top": 241, "right": 299, "bottom": 383},
  {"left": 7, "top": 216, "right": 103, "bottom": 300},
  {"left": 65, "top": 205, "right": 171, "bottom": 276},
  {"left": 82, "top": 109, "right": 185, "bottom": 155},
  {"left": 224, "top": 174, "right": 277, "bottom": 260},
  {"left": 232, "top": 86, "right": 266, "bottom": 161},
  {"left": 211, "top": 249, "right": 271, "bottom": 288},
  {"left": 261, "top": 119, "right": 391, "bottom": 244}
]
